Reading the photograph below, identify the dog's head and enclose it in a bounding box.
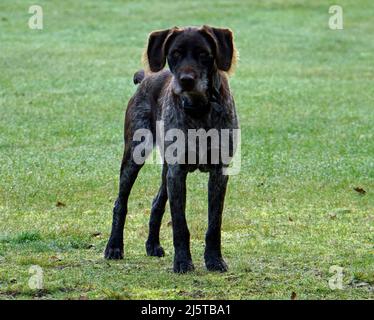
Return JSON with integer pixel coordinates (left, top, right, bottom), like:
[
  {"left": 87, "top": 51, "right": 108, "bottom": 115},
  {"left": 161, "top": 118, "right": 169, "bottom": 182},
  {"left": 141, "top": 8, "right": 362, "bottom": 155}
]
[{"left": 144, "top": 26, "right": 236, "bottom": 95}]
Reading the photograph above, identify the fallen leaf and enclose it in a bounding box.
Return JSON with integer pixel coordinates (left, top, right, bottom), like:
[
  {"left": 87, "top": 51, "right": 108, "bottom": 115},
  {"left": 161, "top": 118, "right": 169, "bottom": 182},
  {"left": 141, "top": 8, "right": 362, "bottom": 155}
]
[
  {"left": 50, "top": 255, "right": 62, "bottom": 262},
  {"left": 56, "top": 201, "right": 66, "bottom": 207},
  {"left": 291, "top": 291, "right": 297, "bottom": 300},
  {"left": 91, "top": 232, "right": 102, "bottom": 238},
  {"left": 353, "top": 187, "right": 366, "bottom": 195}
]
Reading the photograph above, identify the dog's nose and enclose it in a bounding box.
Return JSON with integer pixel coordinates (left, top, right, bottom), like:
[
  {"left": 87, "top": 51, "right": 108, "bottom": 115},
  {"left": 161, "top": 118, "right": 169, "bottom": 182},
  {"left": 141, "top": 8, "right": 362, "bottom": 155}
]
[{"left": 179, "top": 73, "right": 196, "bottom": 91}]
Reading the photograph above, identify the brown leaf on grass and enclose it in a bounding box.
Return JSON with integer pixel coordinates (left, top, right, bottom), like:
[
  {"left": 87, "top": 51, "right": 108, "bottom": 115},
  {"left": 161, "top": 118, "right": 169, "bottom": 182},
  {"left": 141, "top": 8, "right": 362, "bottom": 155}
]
[
  {"left": 291, "top": 291, "right": 297, "bottom": 300},
  {"left": 91, "top": 232, "right": 102, "bottom": 238},
  {"left": 50, "top": 255, "right": 62, "bottom": 262},
  {"left": 56, "top": 201, "right": 66, "bottom": 207},
  {"left": 353, "top": 187, "right": 366, "bottom": 195}
]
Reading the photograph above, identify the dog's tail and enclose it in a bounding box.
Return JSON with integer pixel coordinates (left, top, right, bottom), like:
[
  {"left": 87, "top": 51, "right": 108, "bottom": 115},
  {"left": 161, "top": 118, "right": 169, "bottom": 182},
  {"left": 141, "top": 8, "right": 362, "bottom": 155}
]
[{"left": 133, "top": 69, "right": 145, "bottom": 85}]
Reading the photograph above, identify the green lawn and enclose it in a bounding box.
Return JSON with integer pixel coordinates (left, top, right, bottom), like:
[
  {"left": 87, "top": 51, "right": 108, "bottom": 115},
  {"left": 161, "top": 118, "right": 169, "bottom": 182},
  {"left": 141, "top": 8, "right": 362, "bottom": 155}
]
[{"left": 0, "top": 0, "right": 373, "bottom": 299}]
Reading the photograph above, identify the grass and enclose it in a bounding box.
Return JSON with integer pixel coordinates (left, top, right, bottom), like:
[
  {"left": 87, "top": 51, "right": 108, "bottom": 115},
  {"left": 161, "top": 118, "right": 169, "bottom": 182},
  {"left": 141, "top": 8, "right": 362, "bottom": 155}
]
[{"left": 0, "top": 0, "right": 373, "bottom": 299}]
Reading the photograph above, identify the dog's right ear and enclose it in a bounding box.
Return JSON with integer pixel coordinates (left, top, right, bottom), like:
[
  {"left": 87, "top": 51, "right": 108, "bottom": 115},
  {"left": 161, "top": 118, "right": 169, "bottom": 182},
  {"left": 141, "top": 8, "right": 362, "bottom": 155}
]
[{"left": 146, "top": 28, "right": 179, "bottom": 72}]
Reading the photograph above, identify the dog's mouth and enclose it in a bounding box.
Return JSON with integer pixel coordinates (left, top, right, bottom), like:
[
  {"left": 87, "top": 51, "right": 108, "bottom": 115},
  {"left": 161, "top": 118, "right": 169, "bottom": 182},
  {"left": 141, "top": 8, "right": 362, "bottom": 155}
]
[
  {"left": 171, "top": 76, "right": 211, "bottom": 117},
  {"left": 172, "top": 81, "right": 194, "bottom": 95}
]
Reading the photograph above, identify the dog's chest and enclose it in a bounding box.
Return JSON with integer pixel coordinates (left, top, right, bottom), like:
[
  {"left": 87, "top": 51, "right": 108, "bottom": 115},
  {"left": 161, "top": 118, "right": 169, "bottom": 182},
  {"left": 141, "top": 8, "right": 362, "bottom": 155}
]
[{"left": 159, "top": 97, "right": 237, "bottom": 171}]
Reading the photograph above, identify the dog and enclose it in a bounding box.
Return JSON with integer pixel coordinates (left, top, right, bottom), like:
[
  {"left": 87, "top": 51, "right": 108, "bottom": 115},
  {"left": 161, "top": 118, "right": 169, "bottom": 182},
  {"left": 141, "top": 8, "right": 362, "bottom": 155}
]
[{"left": 104, "top": 25, "right": 239, "bottom": 273}]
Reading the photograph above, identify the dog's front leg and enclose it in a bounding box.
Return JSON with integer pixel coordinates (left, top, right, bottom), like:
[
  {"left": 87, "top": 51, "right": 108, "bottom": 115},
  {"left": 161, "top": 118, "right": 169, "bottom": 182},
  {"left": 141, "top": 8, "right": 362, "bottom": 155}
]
[
  {"left": 205, "top": 166, "right": 229, "bottom": 272},
  {"left": 167, "top": 164, "right": 194, "bottom": 273}
]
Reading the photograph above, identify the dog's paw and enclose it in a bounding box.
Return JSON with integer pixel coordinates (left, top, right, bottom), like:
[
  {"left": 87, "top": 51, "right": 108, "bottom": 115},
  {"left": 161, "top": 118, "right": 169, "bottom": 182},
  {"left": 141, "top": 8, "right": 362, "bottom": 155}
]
[
  {"left": 173, "top": 259, "right": 195, "bottom": 274},
  {"left": 205, "top": 257, "right": 228, "bottom": 272},
  {"left": 104, "top": 244, "right": 124, "bottom": 260},
  {"left": 146, "top": 241, "right": 165, "bottom": 257}
]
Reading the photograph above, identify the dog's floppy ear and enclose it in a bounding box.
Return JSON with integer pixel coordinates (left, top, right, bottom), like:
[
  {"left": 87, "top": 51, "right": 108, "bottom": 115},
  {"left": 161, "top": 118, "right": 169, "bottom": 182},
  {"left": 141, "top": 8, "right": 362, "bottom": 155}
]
[
  {"left": 146, "top": 27, "right": 179, "bottom": 72},
  {"left": 200, "top": 25, "right": 236, "bottom": 72}
]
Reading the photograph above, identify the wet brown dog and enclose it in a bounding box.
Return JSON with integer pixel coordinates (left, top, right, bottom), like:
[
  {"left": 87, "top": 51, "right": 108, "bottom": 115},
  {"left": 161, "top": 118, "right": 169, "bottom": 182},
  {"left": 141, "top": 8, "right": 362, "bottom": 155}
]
[{"left": 105, "top": 26, "right": 239, "bottom": 273}]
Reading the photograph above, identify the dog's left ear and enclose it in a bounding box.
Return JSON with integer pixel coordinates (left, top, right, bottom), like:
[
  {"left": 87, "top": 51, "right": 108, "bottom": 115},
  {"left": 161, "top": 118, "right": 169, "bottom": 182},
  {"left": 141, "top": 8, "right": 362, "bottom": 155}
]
[
  {"left": 146, "top": 27, "right": 179, "bottom": 72},
  {"left": 200, "top": 26, "right": 236, "bottom": 72}
]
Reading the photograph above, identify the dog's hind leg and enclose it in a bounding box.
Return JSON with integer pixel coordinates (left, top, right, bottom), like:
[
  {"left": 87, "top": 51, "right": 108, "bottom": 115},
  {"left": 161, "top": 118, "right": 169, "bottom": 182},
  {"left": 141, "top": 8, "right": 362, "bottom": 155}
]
[
  {"left": 104, "top": 148, "right": 143, "bottom": 259},
  {"left": 104, "top": 90, "right": 155, "bottom": 260},
  {"left": 146, "top": 163, "right": 168, "bottom": 257}
]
